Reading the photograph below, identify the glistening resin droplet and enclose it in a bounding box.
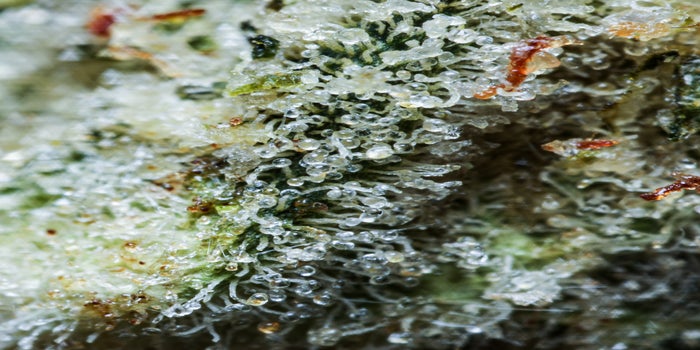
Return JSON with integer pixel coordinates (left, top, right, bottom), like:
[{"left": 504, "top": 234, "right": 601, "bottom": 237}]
[
  {"left": 257, "top": 322, "right": 280, "bottom": 334},
  {"left": 365, "top": 144, "right": 394, "bottom": 160},
  {"left": 388, "top": 332, "right": 412, "bottom": 344},
  {"left": 245, "top": 293, "right": 269, "bottom": 306}
]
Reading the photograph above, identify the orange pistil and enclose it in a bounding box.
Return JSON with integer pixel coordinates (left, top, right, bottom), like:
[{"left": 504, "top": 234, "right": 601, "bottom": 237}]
[
  {"left": 640, "top": 174, "right": 700, "bottom": 201},
  {"left": 575, "top": 139, "right": 619, "bottom": 150},
  {"left": 87, "top": 6, "right": 205, "bottom": 38},
  {"left": 474, "top": 35, "right": 581, "bottom": 99},
  {"left": 86, "top": 7, "right": 117, "bottom": 38},
  {"left": 229, "top": 117, "right": 243, "bottom": 126},
  {"left": 541, "top": 138, "right": 618, "bottom": 157},
  {"left": 145, "top": 8, "right": 205, "bottom": 22}
]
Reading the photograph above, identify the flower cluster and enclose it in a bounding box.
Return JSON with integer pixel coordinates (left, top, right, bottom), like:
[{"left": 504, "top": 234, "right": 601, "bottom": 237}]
[{"left": 0, "top": 0, "right": 698, "bottom": 349}]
